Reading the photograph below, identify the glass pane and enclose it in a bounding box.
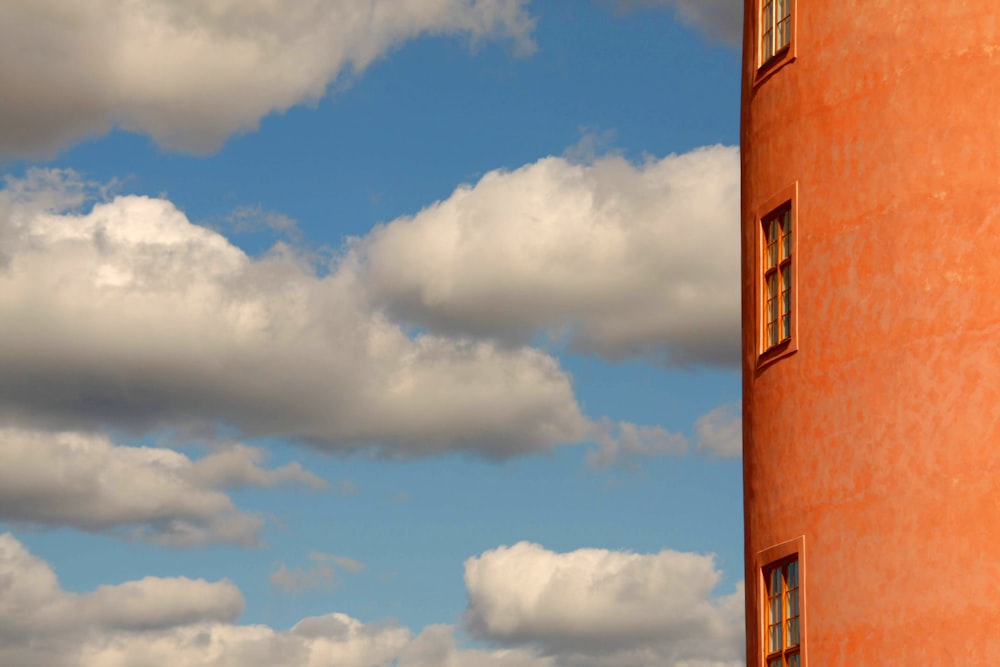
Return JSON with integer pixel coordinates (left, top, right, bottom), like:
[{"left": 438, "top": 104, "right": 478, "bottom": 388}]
[
  {"left": 762, "top": 0, "right": 773, "bottom": 49},
  {"left": 787, "top": 560, "right": 798, "bottom": 588},
  {"left": 782, "top": 211, "right": 792, "bottom": 258},
  {"left": 779, "top": 20, "right": 791, "bottom": 49},
  {"left": 768, "top": 658, "right": 782, "bottom": 667},
  {"left": 767, "top": 322, "right": 777, "bottom": 347},
  {"left": 787, "top": 617, "right": 800, "bottom": 646},
  {"left": 767, "top": 239, "right": 778, "bottom": 269},
  {"left": 787, "top": 588, "right": 799, "bottom": 617},
  {"left": 769, "top": 596, "right": 782, "bottom": 624},
  {"left": 788, "top": 654, "right": 801, "bottom": 667},
  {"left": 781, "top": 313, "right": 790, "bottom": 340},
  {"left": 769, "top": 567, "right": 783, "bottom": 594},
  {"left": 769, "top": 623, "right": 782, "bottom": 652}
]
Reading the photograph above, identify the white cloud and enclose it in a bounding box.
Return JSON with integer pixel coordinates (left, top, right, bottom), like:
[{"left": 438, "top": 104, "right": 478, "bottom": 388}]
[
  {"left": 464, "top": 542, "right": 744, "bottom": 664},
  {"left": 694, "top": 403, "right": 741, "bottom": 459},
  {"left": 270, "top": 552, "right": 365, "bottom": 594},
  {"left": 612, "top": 0, "right": 742, "bottom": 44},
  {"left": 0, "top": 427, "right": 323, "bottom": 546},
  {"left": 0, "top": 0, "right": 536, "bottom": 157},
  {"left": 0, "top": 170, "right": 589, "bottom": 458},
  {"left": 355, "top": 145, "right": 740, "bottom": 367}
]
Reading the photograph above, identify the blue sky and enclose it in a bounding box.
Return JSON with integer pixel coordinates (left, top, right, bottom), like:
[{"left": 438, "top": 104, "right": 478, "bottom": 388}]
[{"left": 0, "top": 1, "right": 745, "bottom": 665}]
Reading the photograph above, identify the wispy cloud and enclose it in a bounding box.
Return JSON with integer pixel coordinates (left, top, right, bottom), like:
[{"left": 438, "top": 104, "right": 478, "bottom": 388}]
[
  {"left": 270, "top": 552, "right": 365, "bottom": 594},
  {"left": 695, "top": 403, "right": 742, "bottom": 459},
  {"left": 611, "top": 0, "right": 743, "bottom": 45}
]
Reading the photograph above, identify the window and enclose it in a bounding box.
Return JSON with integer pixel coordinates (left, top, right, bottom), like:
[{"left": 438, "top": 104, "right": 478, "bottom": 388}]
[
  {"left": 762, "top": 205, "right": 792, "bottom": 351},
  {"left": 760, "top": 0, "right": 792, "bottom": 65},
  {"left": 757, "top": 537, "right": 804, "bottom": 667},
  {"left": 764, "top": 557, "right": 801, "bottom": 667}
]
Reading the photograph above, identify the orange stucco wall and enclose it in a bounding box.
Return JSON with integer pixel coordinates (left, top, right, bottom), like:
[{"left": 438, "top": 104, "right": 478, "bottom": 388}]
[{"left": 742, "top": 2, "right": 1000, "bottom": 664}]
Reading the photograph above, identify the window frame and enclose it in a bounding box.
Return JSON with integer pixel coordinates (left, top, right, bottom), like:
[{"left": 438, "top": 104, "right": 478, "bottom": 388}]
[
  {"left": 754, "top": 0, "right": 797, "bottom": 85},
  {"left": 757, "top": 536, "right": 807, "bottom": 667},
  {"left": 764, "top": 558, "right": 800, "bottom": 666},
  {"left": 756, "top": 183, "right": 798, "bottom": 367}
]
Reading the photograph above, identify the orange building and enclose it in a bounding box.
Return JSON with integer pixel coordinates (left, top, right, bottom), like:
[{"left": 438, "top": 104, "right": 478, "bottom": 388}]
[{"left": 741, "top": 1, "right": 1000, "bottom": 665}]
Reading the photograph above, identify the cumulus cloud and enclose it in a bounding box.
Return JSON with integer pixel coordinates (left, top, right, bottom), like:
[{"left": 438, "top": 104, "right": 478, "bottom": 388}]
[
  {"left": 694, "top": 403, "right": 741, "bottom": 459},
  {"left": 464, "top": 542, "right": 744, "bottom": 664},
  {"left": 0, "top": 427, "right": 323, "bottom": 546},
  {"left": 354, "top": 145, "right": 740, "bottom": 367},
  {"left": 0, "top": 170, "right": 589, "bottom": 458},
  {"left": 612, "top": 0, "right": 742, "bottom": 44},
  {"left": 270, "top": 552, "right": 365, "bottom": 594},
  {"left": 0, "top": 533, "right": 550, "bottom": 667},
  {"left": 0, "top": 0, "right": 536, "bottom": 157}
]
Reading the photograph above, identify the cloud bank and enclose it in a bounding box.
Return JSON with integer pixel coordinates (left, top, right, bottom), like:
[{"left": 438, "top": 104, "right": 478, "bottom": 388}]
[
  {"left": 0, "top": 170, "right": 589, "bottom": 458},
  {"left": 0, "top": 427, "right": 323, "bottom": 546},
  {"left": 0, "top": 534, "right": 742, "bottom": 667},
  {"left": 0, "top": 0, "right": 536, "bottom": 157},
  {"left": 354, "top": 146, "right": 740, "bottom": 367}
]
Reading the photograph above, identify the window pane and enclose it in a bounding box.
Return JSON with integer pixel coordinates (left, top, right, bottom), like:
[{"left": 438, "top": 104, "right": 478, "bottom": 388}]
[
  {"left": 769, "top": 596, "right": 782, "bottom": 625},
  {"left": 769, "top": 623, "right": 782, "bottom": 653},
  {"left": 788, "top": 654, "right": 801, "bottom": 667},
  {"left": 787, "top": 560, "right": 798, "bottom": 588},
  {"left": 761, "top": 1, "right": 774, "bottom": 59},
  {"left": 782, "top": 210, "right": 792, "bottom": 259},
  {"left": 787, "top": 617, "right": 800, "bottom": 646},
  {"left": 781, "top": 265, "right": 791, "bottom": 339},
  {"left": 769, "top": 568, "right": 783, "bottom": 595},
  {"left": 767, "top": 658, "right": 782, "bottom": 667},
  {"left": 787, "top": 588, "right": 799, "bottom": 617}
]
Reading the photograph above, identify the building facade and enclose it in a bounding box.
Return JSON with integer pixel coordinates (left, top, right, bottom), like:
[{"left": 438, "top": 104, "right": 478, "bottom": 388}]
[{"left": 741, "top": 1, "right": 1000, "bottom": 664}]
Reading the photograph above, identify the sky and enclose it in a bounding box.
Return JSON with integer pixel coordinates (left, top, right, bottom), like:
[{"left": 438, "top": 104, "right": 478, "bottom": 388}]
[{"left": 0, "top": 1, "right": 745, "bottom": 666}]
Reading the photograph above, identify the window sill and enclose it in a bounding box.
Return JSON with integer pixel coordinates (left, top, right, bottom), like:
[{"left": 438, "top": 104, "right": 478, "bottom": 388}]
[
  {"left": 757, "top": 337, "right": 797, "bottom": 370},
  {"left": 754, "top": 45, "right": 795, "bottom": 88}
]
